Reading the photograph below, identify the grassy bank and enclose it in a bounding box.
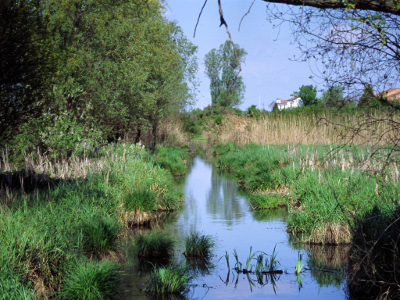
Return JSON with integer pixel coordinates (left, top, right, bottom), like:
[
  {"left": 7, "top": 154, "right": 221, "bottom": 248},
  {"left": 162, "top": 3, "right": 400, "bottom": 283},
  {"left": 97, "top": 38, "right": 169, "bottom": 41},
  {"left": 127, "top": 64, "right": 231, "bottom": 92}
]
[
  {"left": 0, "top": 143, "right": 185, "bottom": 298},
  {"left": 214, "top": 143, "right": 399, "bottom": 244}
]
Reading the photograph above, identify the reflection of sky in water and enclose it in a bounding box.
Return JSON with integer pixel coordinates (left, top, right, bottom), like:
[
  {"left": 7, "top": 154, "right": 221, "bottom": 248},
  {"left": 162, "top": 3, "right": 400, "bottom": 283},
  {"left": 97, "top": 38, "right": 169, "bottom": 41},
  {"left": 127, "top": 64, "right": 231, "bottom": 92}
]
[{"left": 165, "top": 157, "right": 347, "bottom": 300}]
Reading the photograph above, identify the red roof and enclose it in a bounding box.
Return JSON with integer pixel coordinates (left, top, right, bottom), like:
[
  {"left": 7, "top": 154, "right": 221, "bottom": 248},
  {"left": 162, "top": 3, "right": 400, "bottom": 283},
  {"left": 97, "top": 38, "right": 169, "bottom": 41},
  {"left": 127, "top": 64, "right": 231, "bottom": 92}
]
[
  {"left": 286, "top": 96, "right": 298, "bottom": 101},
  {"left": 375, "top": 88, "right": 400, "bottom": 100}
]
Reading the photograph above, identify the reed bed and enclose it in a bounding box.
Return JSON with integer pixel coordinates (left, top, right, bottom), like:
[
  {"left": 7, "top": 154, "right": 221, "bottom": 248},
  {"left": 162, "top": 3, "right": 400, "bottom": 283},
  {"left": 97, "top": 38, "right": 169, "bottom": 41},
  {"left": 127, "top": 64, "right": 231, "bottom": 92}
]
[{"left": 215, "top": 112, "right": 400, "bottom": 146}]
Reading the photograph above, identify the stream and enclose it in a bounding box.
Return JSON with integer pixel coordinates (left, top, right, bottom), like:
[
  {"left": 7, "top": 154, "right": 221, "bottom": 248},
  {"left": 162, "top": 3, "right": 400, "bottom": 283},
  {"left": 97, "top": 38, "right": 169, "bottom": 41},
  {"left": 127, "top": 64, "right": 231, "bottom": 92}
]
[{"left": 120, "top": 157, "right": 349, "bottom": 299}]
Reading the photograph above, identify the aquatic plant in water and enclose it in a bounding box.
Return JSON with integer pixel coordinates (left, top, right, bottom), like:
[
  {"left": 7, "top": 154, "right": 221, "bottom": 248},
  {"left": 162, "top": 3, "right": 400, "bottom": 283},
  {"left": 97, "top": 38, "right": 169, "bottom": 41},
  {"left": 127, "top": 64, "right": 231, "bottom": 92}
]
[
  {"left": 145, "top": 264, "right": 193, "bottom": 295},
  {"left": 183, "top": 231, "right": 215, "bottom": 258},
  {"left": 295, "top": 251, "right": 304, "bottom": 275},
  {"left": 136, "top": 231, "right": 175, "bottom": 259}
]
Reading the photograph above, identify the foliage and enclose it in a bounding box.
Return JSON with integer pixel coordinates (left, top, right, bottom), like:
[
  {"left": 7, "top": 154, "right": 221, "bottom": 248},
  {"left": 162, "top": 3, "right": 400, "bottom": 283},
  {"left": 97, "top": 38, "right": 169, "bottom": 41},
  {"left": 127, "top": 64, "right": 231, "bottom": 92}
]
[
  {"left": 136, "top": 231, "right": 175, "bottom": 259},
  {"left": 4, "top": 0, "right": 198, "bottom": 156},
  {"left": 204, "top": 40, "right": 247, "bottom": 107},
  {"left": 183, "top": 231, "right": 215, "bottom": 258},
  {"left": 292, "top": 85, "right": 317, "bottom": 106},
  {"left": 154, "top": 146, "right": 188, "bottom": 176},
  {"left": 321, "top": 85, "right": 346, "bottom": 108},
  {"left": 247, "top": 105, "right": 261, "bottom": 118},
  {"left": 358, "top": 84, "right": 376, "bottom": 108},
  {"left": 0, "top": 0, "right": 53, "bottom": 147}
]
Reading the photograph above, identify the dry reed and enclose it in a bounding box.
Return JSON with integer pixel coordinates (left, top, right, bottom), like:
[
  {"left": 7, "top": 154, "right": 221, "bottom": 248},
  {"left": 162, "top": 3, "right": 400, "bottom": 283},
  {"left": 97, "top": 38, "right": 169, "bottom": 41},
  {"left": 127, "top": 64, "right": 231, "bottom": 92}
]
[{"left": 216, "top": 112, "right": 399, "bottom": 146}]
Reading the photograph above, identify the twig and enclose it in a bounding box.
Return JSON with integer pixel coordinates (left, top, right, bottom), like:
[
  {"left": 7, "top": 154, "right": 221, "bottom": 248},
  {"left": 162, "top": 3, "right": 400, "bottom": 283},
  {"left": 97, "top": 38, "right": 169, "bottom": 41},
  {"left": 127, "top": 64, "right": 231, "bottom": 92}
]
[
  {"left": 194, "top": 0, "right": 208, "bottom": 38},
  {"left": 239, "top": 0, "right": 256, "bottom": 31}
]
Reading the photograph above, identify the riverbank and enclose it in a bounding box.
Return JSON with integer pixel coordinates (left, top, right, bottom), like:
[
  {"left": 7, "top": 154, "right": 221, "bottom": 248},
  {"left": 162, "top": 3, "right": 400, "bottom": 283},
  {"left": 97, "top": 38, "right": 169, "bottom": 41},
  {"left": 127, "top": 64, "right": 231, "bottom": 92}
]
[
  {"left": 213, "top": 142, "right": 400, "bottom": 245},
  {"left": 0, "top": 144, "right": 186, "bottom": 298}
]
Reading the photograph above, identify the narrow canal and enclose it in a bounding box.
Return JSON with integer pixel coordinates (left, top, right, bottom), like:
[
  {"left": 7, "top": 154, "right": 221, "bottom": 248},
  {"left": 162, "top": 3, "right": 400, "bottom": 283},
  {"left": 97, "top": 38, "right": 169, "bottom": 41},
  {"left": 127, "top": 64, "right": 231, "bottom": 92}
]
[{"left": 121, "top": 157, "right": 348, "bottom": 299}]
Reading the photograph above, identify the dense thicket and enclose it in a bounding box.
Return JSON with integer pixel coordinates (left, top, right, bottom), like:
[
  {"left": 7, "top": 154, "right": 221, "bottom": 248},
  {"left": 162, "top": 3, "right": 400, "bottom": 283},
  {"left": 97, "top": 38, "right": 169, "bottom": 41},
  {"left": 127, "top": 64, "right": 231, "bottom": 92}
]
[
  {"left": 3, "top": 0, "right": 198, "bottom": 158},
  {"left": 0, "top": 0, "right": 53, "bottom": 145}
]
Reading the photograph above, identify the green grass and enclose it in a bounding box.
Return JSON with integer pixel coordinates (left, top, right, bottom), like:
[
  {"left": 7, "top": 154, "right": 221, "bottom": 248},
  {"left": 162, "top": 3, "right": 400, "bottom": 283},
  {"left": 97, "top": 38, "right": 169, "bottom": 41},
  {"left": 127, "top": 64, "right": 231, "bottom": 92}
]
[
  {"left": 183, "top": 231, "right": 215, "bottom": 258},
  {"left": 0, "top": 143, "right": 185, "bottom": 297},
  {"left": 144, "top": 264, "right": 193, "bottom": 295},
  {"left": 78, "top": 216, "right": 120, "bottom": 257},
  {"left": 214, "top": 142, "right": 400, "bottom": 244},
  {"left": 154, "top": 146, "right": 188, "bottom": 176},
  {"left": 60, "top": 259, "right": 120, "bottom": 300},
  {"left": 123, "top": 190, "right": 157, "bottom": 211},
  {"left": 0, "top": 265, "right": 36, "bottom": 300},
  {"left": 136, "top": 231, "right": 175, "bottom": 259}
]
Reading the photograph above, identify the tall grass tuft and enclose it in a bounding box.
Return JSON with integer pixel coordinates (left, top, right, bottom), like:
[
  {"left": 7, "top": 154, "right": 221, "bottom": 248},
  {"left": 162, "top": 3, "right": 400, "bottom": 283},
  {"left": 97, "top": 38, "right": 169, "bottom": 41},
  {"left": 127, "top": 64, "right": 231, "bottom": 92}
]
[
  {"left": 154, "top": 146, "right": 188, "bottom": 176},
  {"left": 78, "top": 216, "right": 120, "bottom": 257},
  {"left": 60, "top": 259, "right": 120, "bottom": 300},
  {"left": 145, "top": 264, "right": 193, "bottom": 295},
  {"left": 123, "top": 190, "right": 157, "bottom": 212},
  {"left": 136, "top": 231, "right": 175, "bottom": 259},
  {"left": 183, "top": 231, "right": 215, "bottom": 258}
]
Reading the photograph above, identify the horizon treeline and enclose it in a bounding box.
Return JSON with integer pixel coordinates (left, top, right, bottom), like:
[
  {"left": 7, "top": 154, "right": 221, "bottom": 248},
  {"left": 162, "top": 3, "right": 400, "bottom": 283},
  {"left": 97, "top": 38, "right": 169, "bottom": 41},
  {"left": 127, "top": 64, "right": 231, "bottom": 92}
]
[{"left": 1, "top": 0, "right": 198, "bottom": 159}]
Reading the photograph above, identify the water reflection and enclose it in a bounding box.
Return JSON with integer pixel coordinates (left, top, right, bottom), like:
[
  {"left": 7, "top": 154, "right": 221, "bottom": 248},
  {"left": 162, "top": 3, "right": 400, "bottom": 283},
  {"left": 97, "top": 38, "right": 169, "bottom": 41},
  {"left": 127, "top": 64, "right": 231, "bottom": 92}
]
[
  {"left": 120, "top": 157, "right": 349, "bottom": 299},
  {"left": 206, "top": 166, "right": 247, "bottom": 225}
]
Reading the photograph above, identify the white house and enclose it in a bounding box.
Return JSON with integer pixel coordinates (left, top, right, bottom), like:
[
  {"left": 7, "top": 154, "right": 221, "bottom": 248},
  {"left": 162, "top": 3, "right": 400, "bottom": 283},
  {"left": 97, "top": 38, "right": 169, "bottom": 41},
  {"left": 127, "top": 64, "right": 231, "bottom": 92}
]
[{"left": 275, "top": 96, "right": 303, "bottom": 110}]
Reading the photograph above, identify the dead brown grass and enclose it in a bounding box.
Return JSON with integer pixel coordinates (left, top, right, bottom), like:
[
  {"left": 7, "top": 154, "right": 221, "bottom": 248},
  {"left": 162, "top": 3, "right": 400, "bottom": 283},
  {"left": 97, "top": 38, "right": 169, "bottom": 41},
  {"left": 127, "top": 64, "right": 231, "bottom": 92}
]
[{"left": 216, "top": 113, "right": 399, "bottom": 145}]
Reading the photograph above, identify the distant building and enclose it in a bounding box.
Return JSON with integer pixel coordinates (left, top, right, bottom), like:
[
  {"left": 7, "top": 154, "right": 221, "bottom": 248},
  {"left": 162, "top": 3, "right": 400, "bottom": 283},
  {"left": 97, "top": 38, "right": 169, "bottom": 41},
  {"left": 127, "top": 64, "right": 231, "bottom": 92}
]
[
  {"left": 375, "top": 88, "right": 400, "bottom": 100},
  {"left": 275, "top": 96, "right": 303, "bottom": 110}
]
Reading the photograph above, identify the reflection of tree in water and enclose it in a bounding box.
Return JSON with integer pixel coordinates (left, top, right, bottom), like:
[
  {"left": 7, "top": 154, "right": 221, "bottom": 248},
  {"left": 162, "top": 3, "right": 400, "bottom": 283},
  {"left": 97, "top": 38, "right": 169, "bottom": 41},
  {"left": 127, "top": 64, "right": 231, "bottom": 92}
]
[
  {"left": 252, "top": 207, "right": 288, "bottom": 222},
  {"left": 291, "top": 242, "right": 349, "bottom": 288},
  {"left": 206, "top": 167, "right": 247, "bottom": 225}
]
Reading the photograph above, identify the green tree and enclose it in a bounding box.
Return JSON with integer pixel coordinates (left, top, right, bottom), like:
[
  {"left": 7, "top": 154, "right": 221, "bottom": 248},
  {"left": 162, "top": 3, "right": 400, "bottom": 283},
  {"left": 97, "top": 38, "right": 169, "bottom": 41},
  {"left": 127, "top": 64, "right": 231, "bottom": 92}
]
[
  {"left": 358, "top": 84, "right": 376, "bottom": 108},
  {"left": 0, "top": 0, "right": 53, "bottom": 147},
  {"left": 204, "top": 40, "right": 247, "bottom": 107},
  {"left": 292, "top": 85, "right": 318, "bottom": 106},
  {"left": 321, "top": 85, "right": 345, "bottom": 108},
  {"left": 8, "top": 0, "right": 198, "bottom": 156}
]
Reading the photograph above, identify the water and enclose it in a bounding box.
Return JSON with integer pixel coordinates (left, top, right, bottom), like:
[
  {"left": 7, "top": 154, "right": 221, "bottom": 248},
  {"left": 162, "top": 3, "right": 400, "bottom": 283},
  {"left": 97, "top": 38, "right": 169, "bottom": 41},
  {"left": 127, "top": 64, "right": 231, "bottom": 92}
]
[{"left": 121, "top": 157, "right": 348, "bottom": 299}]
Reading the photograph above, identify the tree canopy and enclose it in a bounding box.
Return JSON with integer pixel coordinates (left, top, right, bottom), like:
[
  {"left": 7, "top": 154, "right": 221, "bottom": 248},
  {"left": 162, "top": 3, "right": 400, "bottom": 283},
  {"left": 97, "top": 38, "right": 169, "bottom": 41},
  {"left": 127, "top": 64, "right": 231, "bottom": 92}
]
[
  {"left": 204, "top": 40, "right": 247, "bottom": 107},
  {"left": 292, "top": 85, "right": 318, "bottom": 106},
  {"left": 3, "top": 0, "right": 198, "bottom": 154}
]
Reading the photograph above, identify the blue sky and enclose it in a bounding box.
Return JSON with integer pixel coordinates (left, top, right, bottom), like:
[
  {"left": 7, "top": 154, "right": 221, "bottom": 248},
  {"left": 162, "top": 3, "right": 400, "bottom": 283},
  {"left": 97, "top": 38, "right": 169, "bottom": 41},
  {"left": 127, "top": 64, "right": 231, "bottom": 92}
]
[{"left": 165, "top": 0, "right": 321, "bottom": 110}]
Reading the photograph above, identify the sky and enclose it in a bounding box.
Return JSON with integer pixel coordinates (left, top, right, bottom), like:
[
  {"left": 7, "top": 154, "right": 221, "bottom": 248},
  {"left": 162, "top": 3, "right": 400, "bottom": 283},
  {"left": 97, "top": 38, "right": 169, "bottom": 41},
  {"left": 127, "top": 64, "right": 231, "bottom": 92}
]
[{"left": 165, "top": 0, "right": 321, "bottom": 111}]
